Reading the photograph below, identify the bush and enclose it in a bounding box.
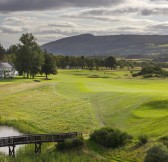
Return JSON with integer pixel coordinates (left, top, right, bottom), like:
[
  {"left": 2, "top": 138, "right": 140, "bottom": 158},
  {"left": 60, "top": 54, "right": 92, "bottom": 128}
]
[
  {"left": 57, "top": 137, "right": 84, "bottom": 151},
  {"left": 138, "top": 135, "right": 148, "bottom": 146},
  {"left": 90, "top": 127, "right": 132, "bottom": 148},
  {"left": 143, "top": 74, "right": 153, "bottom": 78},
  {"left": 144, "top": 144, "right": 168, "bottom": 162},
  {"left": 163, "top": 141, "right": 168, "bottom": 148},
  {"left": 160, "top": 136, "right": 168, "bottom": 141},
  {"left": 133, "top": 65, "right": 168, "bottom": 78},
  {"left": 96, "top": 66, "right": 99, "bottom": 70},
  {"left": 132, "top": 73, "right": 138, "bottom": 77},
  {"left": 160, "top": 136, "right": 168, "bottom": 147}
]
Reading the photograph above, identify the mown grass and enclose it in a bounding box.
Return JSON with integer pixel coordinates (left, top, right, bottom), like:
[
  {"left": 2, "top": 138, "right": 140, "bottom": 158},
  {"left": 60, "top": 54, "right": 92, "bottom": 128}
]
[
  {"left": 0, "top": 69, "right": 168, "bottom": 161},
  {"left": 0, "top": 78, "right": 98, "bottom": 134}
]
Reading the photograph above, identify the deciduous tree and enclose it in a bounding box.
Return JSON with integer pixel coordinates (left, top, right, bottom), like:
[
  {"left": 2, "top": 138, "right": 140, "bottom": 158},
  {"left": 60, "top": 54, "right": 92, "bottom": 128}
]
[
  {"left": 104, "top": 56, "right": 116, "bottom": 70},
  {"left": 42, "top": 52, "right": 57, "bottom": 79},
  {"left": 15, "top": 33, "right": 44, "bottom": 78}
]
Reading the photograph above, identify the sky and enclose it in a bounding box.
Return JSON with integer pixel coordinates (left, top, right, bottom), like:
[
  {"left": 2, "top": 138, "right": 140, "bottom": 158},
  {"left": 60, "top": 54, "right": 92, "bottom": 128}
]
[{"left": 0, "top": 0, "right": 168, "bottom": 48}]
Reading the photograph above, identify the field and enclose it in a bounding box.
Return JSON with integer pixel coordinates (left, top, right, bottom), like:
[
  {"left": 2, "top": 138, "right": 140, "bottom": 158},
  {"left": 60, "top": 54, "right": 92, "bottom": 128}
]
[{"left": 0, "top": 69, "right": 168, "bottom": 162}]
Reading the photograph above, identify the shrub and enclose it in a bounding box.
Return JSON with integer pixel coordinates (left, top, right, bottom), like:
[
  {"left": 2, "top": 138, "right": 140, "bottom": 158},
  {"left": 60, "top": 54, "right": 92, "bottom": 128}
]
[
  {"left": 133, "top": 66, "right": 168, "bottom": 78},
  {"left": 160, "top": 136, "right": 168, "bottom": 141},
  {"left": 143, "top": 74, "right": 153, "bottom": 78},
  {"left": 57, "top": 137, "right": 84, "bottom": 151},
  {"left": 96, "top": 66, "right": 99, "bottom": 70},
  {"left": 144, "top": 144, "right": 168, "bottom": 162},
  {"left": 132, "top": 73, "right": 138, "bottom": 77},
  {"left": 163, "top": 141, "right": 168, "bottom": 148},
  {"left": 90, "top": 127, "right": 132, "bottom": 148},
  {"left": 138, "top": 135, "right": 148, "bottom": 146},
  {"left": 160, "top": 136, "right": 168, "bottom": 147}
]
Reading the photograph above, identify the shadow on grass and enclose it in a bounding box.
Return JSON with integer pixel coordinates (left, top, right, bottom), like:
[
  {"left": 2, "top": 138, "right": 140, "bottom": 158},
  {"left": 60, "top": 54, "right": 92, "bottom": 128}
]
[
  {"left": 142, "top": 100, "right": 168, "bottom": 110},
  {"left": 0, "top": 77, "right": 28, "bottom": 83},
  {"left": 0, "top": 76, "right": 51, "bottom": 83},
  {"left": 41, "top": 78, "right": 52, "bottom": 81},
  {"left": 74, "top": 73, "right": 88, "bottom": 76},
  {"left": 88, "top": 75, "right": 110, "bottom": 79},
  {"left": 33, "top": 80, "right": 41, "bottom": 82}
]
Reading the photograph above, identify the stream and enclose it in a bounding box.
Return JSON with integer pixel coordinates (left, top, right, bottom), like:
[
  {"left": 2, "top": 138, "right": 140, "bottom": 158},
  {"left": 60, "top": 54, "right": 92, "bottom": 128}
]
[{"left": 0, "top": 126, "right": 23, "bottom": 154}]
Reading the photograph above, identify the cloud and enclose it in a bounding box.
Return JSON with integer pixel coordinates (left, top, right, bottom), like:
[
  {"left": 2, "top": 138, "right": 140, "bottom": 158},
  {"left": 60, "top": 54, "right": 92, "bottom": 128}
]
[
  {"left": 151, "top": 0, "right": 168, "bottom": 1},
  {"left": 1, "top": 0, "right": 168, "bottom": 48},
  {"left": 140, "top": 8, "right": 168, "bottom": 15},
  {"left": 0, "top": 0, "right": 124, "bottom": 12},
  {"left": 4, "top": 17, "right": 36, "bottom": 25},
  {"left": 48, "top": 22, "right": 79, "bottom": 28},
  {"left": 56, "top": 0, "right": 168, "bottom": 25},
  {"left": 35, "top": 28, "right": 80, "bottom": 36},
  {"left": 63, "top": 6, "right": 168, "bottom": 18},
  {"left": 149, "top": 23, "right": 168, "bottom": 32},
  {"left": 0, "top": 25, "right": 23, "bottom": 33}
]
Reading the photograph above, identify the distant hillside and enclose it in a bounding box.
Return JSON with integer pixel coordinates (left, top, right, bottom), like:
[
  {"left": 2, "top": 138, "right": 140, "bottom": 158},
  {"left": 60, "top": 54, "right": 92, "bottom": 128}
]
[{"left": 41, "top": 34, "right": 168, "bottom": 57}]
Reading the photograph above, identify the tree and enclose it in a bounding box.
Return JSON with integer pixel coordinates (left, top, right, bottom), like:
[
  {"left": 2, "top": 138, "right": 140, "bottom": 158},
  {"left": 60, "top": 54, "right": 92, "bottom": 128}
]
[
  {"left": 0, "top": 44, "right": 5, "bottom": 61},
  {"left": 117, "top": 59, "right": 125, "bottom": 69},
  {"left": 15, "top": 33, "right": 44, "bottom": 78},
  {"left": 42, "top": 52, "right": 57, "bottom": 79},
  {"left": 7, "top": 45, "right": 18, "bottom": 54},
  {"left": 85, "top": 58, "right": 95, "bottom": 70},
  {"left": 78, "top": 56, "right": 86, "bottom": 69},
  {"left": 2, "top": 53, "right": 15, "bottom": 63},
  {"left": 104, "top": 56, "right": 116, "bottom": 69},
  {"left": 29, "top": 46, "right": 44, "bottom": 78},
  {"left": 4, "top": 45, "right": 18, "bottom": 63}
]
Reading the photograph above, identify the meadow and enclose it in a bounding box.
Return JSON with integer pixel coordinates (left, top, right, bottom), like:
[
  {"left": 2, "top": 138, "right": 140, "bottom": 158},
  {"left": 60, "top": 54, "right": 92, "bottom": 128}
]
[{"left": 0, "top": 69, "right": 168, "bottom": 162}]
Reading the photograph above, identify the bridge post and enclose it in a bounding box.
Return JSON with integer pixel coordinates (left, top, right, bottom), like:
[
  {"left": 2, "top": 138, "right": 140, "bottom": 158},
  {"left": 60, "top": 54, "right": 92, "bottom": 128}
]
[
  {"left": 35, "top": 142, "right": 42, "bottom": 154},
  {"left": 9, "top": 145, "right": 15, "bottom": 157}
]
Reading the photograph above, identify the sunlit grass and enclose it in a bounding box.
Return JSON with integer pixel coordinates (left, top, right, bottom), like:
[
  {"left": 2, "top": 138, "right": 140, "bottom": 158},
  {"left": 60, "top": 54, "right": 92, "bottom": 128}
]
[{"left": 1, "top": 69, "right": 168, "bottom": 161}]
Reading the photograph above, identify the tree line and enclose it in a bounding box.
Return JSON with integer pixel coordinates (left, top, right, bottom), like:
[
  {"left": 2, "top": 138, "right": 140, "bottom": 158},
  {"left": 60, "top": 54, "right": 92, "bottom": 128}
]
[{"left": 54, "top": 55, "right": 116, "bottom": 70}]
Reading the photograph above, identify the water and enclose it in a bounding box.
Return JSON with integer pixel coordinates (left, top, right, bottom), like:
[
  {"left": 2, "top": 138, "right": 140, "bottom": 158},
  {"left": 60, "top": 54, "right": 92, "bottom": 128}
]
[{"left": 0, "top": 126, "right": 23, "bottom": 154}]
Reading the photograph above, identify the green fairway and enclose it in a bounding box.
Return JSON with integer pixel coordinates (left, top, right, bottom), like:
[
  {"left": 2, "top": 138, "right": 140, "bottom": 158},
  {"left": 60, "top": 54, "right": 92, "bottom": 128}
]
[
  {"left": 1, "top": 70, "right": 168, "bottom": 136},
  {"left": 0, "top": 69, "right": 168, "bottom": 161}
]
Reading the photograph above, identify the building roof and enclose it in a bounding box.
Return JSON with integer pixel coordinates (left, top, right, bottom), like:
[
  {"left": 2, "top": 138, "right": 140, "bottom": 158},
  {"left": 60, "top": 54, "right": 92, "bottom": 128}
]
[{"left": 0, "top": 62, "right": 13, "bottom": 70}]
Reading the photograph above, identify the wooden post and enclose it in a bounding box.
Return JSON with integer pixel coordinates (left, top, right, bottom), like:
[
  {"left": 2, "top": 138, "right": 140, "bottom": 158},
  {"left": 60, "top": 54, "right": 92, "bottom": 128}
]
[
  {"left": 9, "top": 145, "right": 15, "bottom": 157},
  {"left": 35, "top": 142, "right": 42, "bottom": 154}
]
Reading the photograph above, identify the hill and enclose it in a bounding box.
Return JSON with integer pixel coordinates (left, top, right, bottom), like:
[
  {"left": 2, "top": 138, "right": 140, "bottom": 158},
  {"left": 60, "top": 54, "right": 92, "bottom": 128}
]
[{"left": 41, "top": 34, "right": 168, "bottom": 57}]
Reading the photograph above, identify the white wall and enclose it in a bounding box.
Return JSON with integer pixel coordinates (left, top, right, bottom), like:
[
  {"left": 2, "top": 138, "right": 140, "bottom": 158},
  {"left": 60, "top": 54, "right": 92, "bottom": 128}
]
[{"left": 0, "top": 71, "right": 4, "bottom": 78}]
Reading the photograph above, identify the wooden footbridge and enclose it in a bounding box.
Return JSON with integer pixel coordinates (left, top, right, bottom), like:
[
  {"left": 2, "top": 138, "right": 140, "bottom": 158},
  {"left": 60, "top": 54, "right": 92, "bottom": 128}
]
[{"left": 0, "top": 132, "right": 82, "bottom": 157}]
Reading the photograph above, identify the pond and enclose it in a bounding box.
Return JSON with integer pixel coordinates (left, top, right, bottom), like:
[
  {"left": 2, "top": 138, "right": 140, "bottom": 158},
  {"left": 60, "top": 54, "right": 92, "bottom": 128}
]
[{"left": 0, "top": 126, "right": 23, "bottom": 154}]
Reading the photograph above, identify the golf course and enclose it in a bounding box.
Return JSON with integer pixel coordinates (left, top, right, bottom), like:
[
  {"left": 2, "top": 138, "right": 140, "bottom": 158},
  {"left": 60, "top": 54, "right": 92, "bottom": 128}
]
[{"left": 0, "top": 69, "right": 168, "bottom": 162}]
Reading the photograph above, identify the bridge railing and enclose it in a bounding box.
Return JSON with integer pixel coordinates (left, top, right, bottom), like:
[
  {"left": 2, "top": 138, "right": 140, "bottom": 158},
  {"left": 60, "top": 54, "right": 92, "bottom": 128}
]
[{"left": 0, "top": 132, "right": 82, "bottom": 147}]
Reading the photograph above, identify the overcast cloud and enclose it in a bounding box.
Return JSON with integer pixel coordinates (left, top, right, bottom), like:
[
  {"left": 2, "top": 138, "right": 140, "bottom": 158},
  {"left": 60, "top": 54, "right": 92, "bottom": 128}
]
[
  {"left": 0, "top": 0, "right": 124, "bottom": 12},
  {"left": 0, "top": 0, "right": 168, "bottom": 48}
]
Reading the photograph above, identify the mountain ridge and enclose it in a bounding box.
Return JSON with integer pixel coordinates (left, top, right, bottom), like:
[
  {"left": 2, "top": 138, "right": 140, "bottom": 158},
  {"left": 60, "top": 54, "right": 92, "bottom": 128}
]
[{"left": 41, "top": 34, "right": 168, "bottom": 56}]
